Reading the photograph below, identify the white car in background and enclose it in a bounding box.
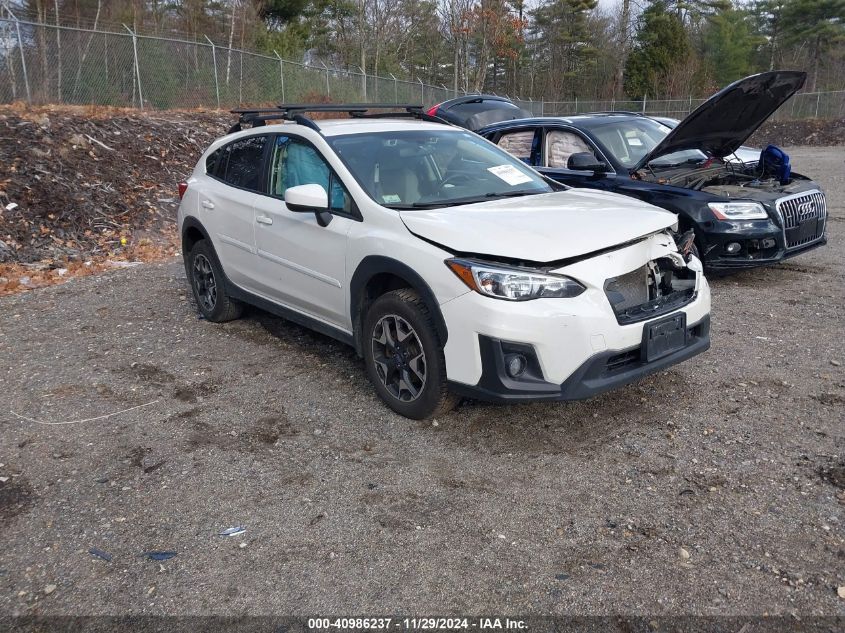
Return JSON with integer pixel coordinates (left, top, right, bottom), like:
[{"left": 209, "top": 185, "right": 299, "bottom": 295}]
[{"left": 177, "top": 105, "right": 711, "bottom": 419}]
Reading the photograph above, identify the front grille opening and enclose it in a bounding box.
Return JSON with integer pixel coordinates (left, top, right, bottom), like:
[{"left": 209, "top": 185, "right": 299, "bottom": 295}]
[
  {"left": 604, "top": 257, "right": 696, "bottom": 325},
  {"left": 778, "top": 191, "right": 827, "bottom": 250},
  {"left": 606, "top": 349, "right": 639, "bottom": 372},
  {"left": 604, "top": 318, "right": 708, "bottom": 374}
]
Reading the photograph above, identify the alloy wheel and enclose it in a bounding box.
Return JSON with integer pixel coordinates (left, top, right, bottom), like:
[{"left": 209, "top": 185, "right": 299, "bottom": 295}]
[
  {"left": 371, "top": 314, "right": 427, "bottom": 402},
  {"left": 192, "top": 253, "right": 217, "bottom": 312}
]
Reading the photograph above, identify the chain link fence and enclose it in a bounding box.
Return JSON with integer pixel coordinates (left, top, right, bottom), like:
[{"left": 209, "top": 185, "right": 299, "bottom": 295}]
[
  {"left": 0, "top": 16, "right": 457, "bottom": 110},
  {"left": 515, "top": 93, "right": 845, "bottom": 121},
  {"left": 1, "top": 15, "right": 843, "bottom": 120}
]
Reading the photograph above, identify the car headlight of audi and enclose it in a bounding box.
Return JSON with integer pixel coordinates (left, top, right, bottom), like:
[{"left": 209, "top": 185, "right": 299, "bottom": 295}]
[{"left": 708, "top": 201, "right": 768, "bottom": 220}]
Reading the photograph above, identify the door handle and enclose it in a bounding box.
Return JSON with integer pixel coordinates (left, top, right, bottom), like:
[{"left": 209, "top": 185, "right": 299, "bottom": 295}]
[
  {"left": 201, "top": 200, "right": 215, "bottom": 209},
  {"left": 256, "top": 215, "right": 273, "bottom": 225}
]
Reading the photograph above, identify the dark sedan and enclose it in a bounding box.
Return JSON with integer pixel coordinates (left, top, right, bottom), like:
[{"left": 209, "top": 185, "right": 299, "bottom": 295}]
[{"left": 453, "top": 72, "right": 828, "bottom": 272}]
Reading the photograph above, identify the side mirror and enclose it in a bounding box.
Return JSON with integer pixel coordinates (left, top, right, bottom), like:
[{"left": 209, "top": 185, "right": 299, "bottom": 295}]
[
  {"left": 284, "top": 183, "right": 332, "bottom": 227},
  {"left": 567, "top": 152, "right": 607, "bottom": 173}
]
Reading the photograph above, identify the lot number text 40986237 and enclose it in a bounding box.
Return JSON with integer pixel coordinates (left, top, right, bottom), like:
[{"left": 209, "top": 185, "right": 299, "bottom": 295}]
[{"left": 307, "top": 617, "right": 528, "bottom": 630}]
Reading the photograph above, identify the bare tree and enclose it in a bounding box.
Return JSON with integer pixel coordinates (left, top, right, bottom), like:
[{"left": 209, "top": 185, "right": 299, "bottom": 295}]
[{"left": 225, "top": 0, "right": 238, "bottom": 86}]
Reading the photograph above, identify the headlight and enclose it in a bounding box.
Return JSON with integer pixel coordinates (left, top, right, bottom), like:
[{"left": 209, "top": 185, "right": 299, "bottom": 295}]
[
  {"left": 445, "top": 258, "right": 586, "bottom": 300},
  {"left": 708, "top": 201, "right": 768, "bottom": 220}
]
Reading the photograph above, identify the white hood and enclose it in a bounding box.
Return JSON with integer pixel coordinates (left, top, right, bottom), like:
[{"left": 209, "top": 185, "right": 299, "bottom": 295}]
[{"left": 400, "top": 189, "right": 676, "bottom": 262}]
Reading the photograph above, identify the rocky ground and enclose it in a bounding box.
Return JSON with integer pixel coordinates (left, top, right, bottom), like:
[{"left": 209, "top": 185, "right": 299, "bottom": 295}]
[{"left": 0, "top": 147, "right": 842, "bottom": 620}]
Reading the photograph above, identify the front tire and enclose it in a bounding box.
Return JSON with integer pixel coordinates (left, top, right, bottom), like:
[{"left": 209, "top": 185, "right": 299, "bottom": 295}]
[
  {"left": 186, "top": 240, "right": 243, "bottom": 322},
  {"left": 363, "top": 289, "right": 458, "bottom": 420}
]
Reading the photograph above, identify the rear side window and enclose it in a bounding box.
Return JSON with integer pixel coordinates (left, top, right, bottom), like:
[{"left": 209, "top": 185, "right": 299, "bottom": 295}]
[
  {"left": 205, "top": 148, "right": 223, "bottom": 176},
  {"left": 496, "top": 130, "right": 538, "bottom": 165},
  {"left": 221, "top": 135, "right": 267, "bottom": 192}
]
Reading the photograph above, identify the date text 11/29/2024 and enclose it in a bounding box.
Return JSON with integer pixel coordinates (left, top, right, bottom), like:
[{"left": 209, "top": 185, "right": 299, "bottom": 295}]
[{"left": 307, "top": 618, "right": 528, "bottom": 630}]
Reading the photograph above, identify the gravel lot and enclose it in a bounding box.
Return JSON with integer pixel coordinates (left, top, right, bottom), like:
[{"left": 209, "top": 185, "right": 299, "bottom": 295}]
[{"left": 1, "top": 147, "right": 843, "bottom": 618}]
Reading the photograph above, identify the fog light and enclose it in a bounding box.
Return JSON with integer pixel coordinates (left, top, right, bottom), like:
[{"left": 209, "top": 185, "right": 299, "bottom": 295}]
[
  {"left": 725, "top": 242, "right": 742, "bottom": 254},
  {"left": 762, "top": 238, "right": 775, "bottom": 249},
  {"left": 504, "top": 353, "right": 527, "bottom": 378}
]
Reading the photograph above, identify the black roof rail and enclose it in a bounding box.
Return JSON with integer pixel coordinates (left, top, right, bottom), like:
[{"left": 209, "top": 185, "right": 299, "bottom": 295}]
[{"left": 228, "top": 103, "right": 447, "bottom": 134}]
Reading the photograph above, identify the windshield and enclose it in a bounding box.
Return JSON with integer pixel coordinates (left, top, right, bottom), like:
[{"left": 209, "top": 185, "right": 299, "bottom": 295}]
[
  {"left": 326, "top": 129, "right": 553, "bottom": 209},
  {"left": 588, "top": 118, "right": 707, "bottom": 169}
]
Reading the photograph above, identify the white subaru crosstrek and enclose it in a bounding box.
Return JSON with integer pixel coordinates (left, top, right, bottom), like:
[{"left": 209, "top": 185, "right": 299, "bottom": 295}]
[{"left": 177, "top": 105, "right": 711, "bottom": 419}]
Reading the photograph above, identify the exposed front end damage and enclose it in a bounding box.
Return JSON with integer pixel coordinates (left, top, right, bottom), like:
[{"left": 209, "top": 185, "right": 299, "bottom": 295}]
[
  {"left": 604, "top": 254, "right": 698, "bottom": 325},
  {"left": 441, "top": 230, "right": 710, "bottom": 402}
]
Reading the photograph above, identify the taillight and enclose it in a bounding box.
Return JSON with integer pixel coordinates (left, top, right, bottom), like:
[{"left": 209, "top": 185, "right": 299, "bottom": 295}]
[
  {"left": 178, "top": 181, "right": 188, "bottom": 200},
  {"left": 426, "top": 103, "right": 441, "bottom": 117}
]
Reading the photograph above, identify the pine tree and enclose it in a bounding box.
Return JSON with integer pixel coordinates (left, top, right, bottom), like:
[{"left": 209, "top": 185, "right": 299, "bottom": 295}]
[
  {"left": 781, "top": 0, "right": 845, "bottom": 91},
  {"left": 703, "top": 7, "right": 764, "bottom": 85},
  {"left": 530, "top": 0, "right": 599, "bottom": 99},
  {"left": 624, "top": 1, "right": 693, "bottom": 99}
]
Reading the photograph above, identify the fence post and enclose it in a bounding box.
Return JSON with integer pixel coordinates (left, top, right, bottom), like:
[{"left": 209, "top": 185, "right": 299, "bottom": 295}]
[
  {"left": 642, "top": 94, "right": 646, "bottom": 114},
  {"left": 4, "top": 30, "right": 17, "bottom": 101},
  {"left": 273, "top": 50, "right": 285, "bottom": 103},
  {"left": 356, "top": 64, "right": 366, "bottom": 101},
  {"left": 418, "top": 78, "right": 424, "bottom": 105},
  {"left": 10, "top": 11, "right": 31, "bottom": 103},
  {"left": 815, "top": 92, "right": 821, "bottom": 118},
  {"left": 320, "top": 61, "right": 330, "bottom": 97},
  {"left": 54, "top": 4, "right": 62, "bottom": 101},
  {"left": 390, "top": 73, "right": 397, "bottom": 103},
  {"left": 123, "top": 24, "right": 143, "bottom": 108},
  {"left": 541, "top": 99, "right": 544, "bottom": 116},
  {"left": 688, "top": 94, "right": 692, "bottom": 115},
  {"left": 204, "top": 35, "right": 220, "bottom": 109}
]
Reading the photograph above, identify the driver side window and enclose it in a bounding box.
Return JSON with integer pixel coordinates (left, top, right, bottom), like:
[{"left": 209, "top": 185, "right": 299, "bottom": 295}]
[
  {"left": 269, "top": 136, "right": 353, "bottom": 214},
  {"left": 545, "top": 130, "right": 594, "bottom": 169}
]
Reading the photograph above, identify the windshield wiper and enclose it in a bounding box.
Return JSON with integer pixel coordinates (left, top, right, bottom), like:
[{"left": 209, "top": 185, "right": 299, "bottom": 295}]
[
  {"left": 416, "top": 190, "right": 541, "bottom": 208},
  {"left": 484, "top": 190, "right": 541, "bottom": 199},
  {"left": 386, "top": 190, "right": 542, "bottom": 210}
]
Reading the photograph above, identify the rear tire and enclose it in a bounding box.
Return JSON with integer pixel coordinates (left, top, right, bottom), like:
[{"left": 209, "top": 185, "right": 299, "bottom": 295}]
[
  {"left": 186, "top": 240, "right": 243, "bottom": 323},
  {"left": 363, "top": 289, "right": 458, "bottom": 420}
]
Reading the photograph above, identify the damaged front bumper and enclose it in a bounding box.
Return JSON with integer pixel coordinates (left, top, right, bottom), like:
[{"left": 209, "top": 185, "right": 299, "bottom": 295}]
[{"left": 441, "top": 232, "right": 711, "bottom": 402}]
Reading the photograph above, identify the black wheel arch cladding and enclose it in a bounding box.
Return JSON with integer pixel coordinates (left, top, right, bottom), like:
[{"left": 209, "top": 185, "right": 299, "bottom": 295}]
[
  {"left": 181, "top": 216, "right": 212, "bottom": 256},
  {"left": 350, "top": 256, "right": 449, "bottom": 357}
]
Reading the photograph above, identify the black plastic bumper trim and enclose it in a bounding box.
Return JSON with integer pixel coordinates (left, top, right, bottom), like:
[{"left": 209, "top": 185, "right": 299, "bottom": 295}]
[
  {"left": 448, "top": 315, "right": 710, "bottom": 403},
  {"left": 704, "top": 236, "right": 826, "bottom": 272}
]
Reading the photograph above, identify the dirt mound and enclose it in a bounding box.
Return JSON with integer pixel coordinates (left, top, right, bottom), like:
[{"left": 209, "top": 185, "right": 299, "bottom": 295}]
[
  {"left": 749, "top": 117, "right": 845, "bottom": 148},
  {"left": 0, "top": 105, "right": 231, "bottom": 291}
]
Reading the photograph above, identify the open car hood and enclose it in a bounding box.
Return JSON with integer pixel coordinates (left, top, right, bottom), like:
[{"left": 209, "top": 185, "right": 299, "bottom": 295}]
[
  {"left": 399, "top": 190, "right": 676, "bottom": 263},
  {"left": 633, "top": 71, "right": 806, "bottom": 171}
]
